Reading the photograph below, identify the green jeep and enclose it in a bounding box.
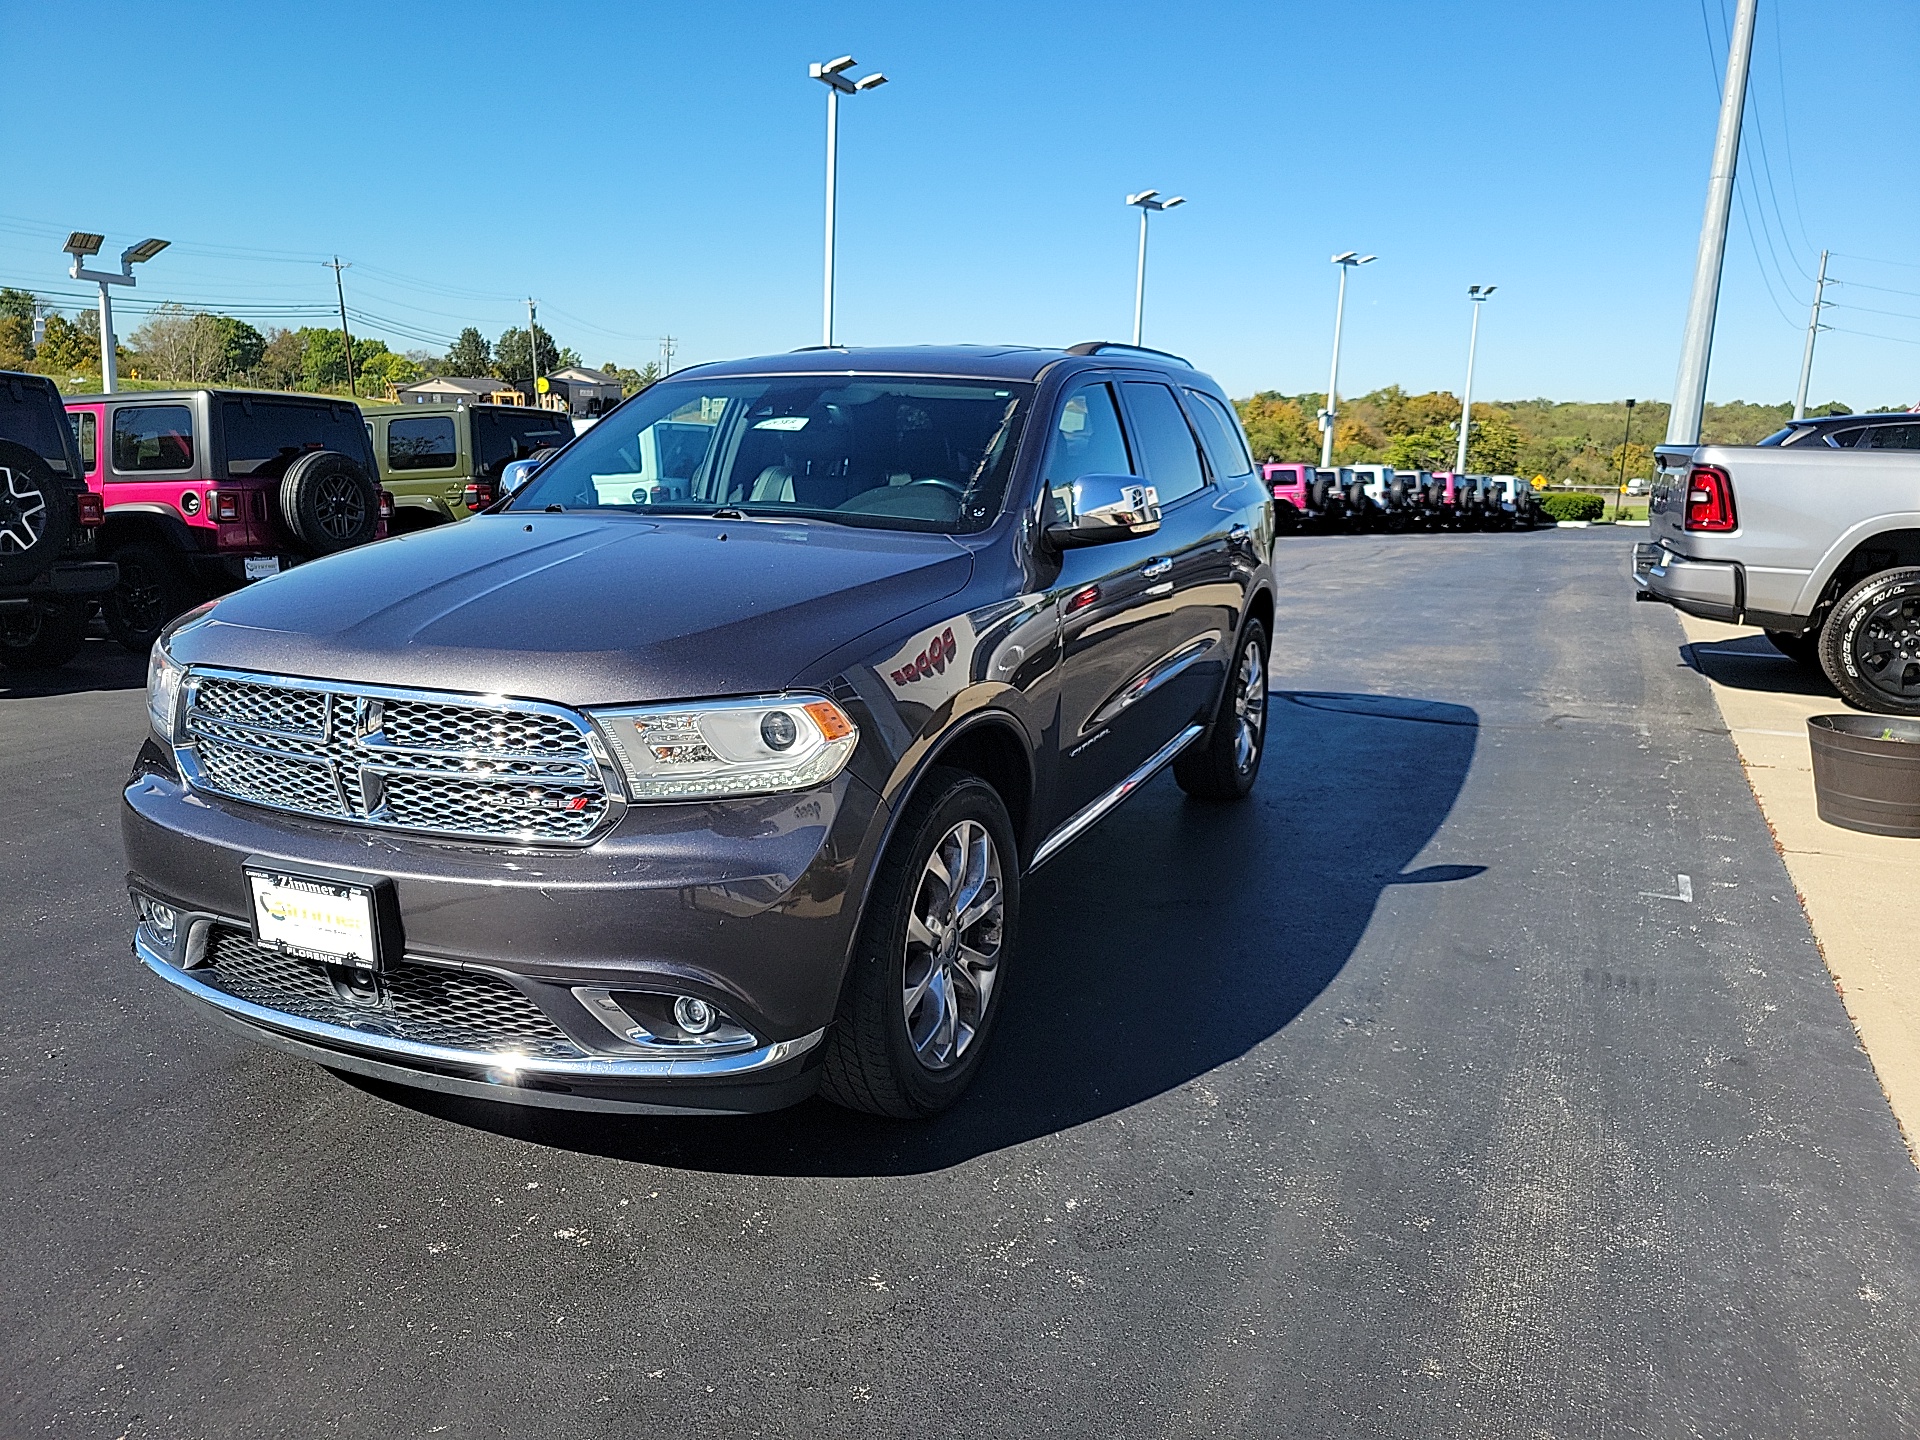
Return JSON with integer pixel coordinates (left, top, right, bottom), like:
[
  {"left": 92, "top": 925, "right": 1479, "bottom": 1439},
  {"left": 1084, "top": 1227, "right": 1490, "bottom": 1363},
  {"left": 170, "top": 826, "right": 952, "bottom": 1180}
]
[{"left": 363, "top": 403, "right": 576, "bottom": 530}]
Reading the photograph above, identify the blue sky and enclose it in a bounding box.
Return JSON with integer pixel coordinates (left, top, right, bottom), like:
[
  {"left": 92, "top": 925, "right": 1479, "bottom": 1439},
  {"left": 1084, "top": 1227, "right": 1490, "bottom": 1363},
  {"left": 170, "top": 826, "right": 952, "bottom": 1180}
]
[{"left": 4, "top": 0, "right": 1917, "bottom": 406}]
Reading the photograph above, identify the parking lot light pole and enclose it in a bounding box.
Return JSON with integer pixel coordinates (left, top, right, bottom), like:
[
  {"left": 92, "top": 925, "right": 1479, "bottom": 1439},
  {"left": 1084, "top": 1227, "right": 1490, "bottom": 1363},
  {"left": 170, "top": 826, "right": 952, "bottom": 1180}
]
[
  {"left": 65, "top": 232, "right": 168, "bottom": 394},
  {"left": 1320, "top": 251, "right": 1375, "bottom": 468},
  {"left": 1125, "top": 191, "right": 1186, "bottom": 346},
  {"left": 1613, "top": 399, "right": 1637, "bottom": 520},
  {"left": 1454, "top": 285, "right": 1496, "bottom": 475},
  {"left": 811, "top": 55, "right": 887, "bottom": 348}
]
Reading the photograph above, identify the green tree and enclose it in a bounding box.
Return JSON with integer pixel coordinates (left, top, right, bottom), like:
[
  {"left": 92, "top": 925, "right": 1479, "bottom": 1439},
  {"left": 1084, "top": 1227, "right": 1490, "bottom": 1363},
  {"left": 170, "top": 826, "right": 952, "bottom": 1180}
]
[
  {"left": 255, "top": 328, "right": 304, "bottom": 389},
  {"left": 0, "top": 315, "right": 31, "bottom": 370},
  {"left": 300, "top": 327, "right": 352, "bottom": 390},
  {"left": 493, "top": 324, "right": 571, "bottom": 386},
  {"left": 359, "top": 347, "right": 422, "bottom": 397},
  {"left": 0, "top": 288, "right": 38, "bottom": 324},
  {"left": 1384, "top": 424, "right": 1456, "bottom": 472},
  {"left": 1234, "top": 392, "right": 1319, "bottom": 462},
  {"left": 445, "top": 326, "right": 491, "bottom": 376},
  {"left": 209, "top": 316, "right": 266, "bottom": 380},
  {"left": 1464, "top": 410, "right": 1521, "bottom": 472},
  {"left": 597, "top": 360, "right": 658, "bottom": 395},
  {"left": 35, "top": 313, "right": 98, "bottom": 375}
]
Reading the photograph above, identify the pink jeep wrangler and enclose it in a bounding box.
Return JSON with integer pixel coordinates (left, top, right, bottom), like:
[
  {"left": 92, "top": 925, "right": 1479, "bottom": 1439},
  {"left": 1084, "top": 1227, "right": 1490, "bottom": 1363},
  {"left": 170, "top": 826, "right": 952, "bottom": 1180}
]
[{"left": 67, "top": 389, "right": 391, "bottom": 651}]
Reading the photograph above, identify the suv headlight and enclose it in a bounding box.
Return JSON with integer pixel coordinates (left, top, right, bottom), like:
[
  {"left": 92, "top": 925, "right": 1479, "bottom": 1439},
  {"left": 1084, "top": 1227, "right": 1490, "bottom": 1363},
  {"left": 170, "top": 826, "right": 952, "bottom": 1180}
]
[
  {"left": 146, "top": 641, "right": 185, "bottom": 740},
  {"left": 590, "top": 695, "right": 858, "bottom": 802}
]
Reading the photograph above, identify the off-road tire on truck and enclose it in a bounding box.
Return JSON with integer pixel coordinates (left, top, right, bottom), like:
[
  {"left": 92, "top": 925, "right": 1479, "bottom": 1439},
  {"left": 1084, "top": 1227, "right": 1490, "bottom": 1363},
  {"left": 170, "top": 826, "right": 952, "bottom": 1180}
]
[
  {"left": 0, "top": 439, "right": 73, "bottom": 590},
  {"left": 104, "top": 540, "right": 195, "bottom": 654},
  {"left": 278, "top": 450, "right": 380, "bottom": 556},
  {"left": 1174, "top": 619, "right": 1269, "bottom": 802},
  {"left": 1765, "top": 628, "right": 1823, "bottom": 670},
  {"left": 0, "top": 599, "right": 87, "bottom": 671},
  {"left": 1819, "top": 566, "right": 1920, "bottom": 716},
  {"left": 820, "top": 768, "right": 1020, "bottom": 1119}
]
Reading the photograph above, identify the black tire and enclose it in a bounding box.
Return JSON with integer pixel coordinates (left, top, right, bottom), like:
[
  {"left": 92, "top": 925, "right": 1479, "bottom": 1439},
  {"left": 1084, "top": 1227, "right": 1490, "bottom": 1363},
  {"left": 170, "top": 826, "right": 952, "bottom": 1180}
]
[
  {"left": 0, "top": 439, "right": 75, "bottom": 589},
  {"left": 1310, "top": 477, "right": 1334, "bottom": 513},
  {"left": 1174, "top": 618, "right": 1269, "bottom": 802},
  {"left": 820, "top": 768, "right": 1020, "bottom": 1119},
  {"left": 0, "top": 599, "right": 87, "bottom": 671},
  {"left": 104, "top": 540, "right": 195, "bottom": 654},
  {"left": 1820, "top": 567, "right": 1920, "bottom": 715},
  {"left": 278, "top": 450, "right": 379, "bottom": 556},
  {"left": 1765, "top": 627, "right": 1823, "bottom": 670}
]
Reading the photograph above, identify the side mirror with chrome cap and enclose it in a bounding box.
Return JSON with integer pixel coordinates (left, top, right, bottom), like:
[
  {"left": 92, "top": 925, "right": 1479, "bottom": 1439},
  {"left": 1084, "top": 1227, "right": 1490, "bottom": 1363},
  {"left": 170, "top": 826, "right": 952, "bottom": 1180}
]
[
  {"left": 499, "top": 457, "right": 542, "bottom": 497},
  {"left": 1045, "top": 474, "right": 1161, "bottom": 549}
]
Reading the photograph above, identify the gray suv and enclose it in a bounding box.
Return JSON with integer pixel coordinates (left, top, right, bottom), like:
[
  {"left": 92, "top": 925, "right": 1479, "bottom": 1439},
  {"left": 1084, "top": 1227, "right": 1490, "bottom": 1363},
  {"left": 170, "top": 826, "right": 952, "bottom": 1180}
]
[{"left": 125, "top": 343, "right": 1276, "bottom": 1118}]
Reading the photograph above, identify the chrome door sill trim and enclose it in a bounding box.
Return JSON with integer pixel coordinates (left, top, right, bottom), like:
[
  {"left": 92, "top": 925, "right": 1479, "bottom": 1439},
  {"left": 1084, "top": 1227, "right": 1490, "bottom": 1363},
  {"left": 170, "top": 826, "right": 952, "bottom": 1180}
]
[
  {"left": 134, "top": 932, "right": 824, "bottom": 1081},
  {"left": 1028, "top": 723, "right": 1204, "bottom": 872}
]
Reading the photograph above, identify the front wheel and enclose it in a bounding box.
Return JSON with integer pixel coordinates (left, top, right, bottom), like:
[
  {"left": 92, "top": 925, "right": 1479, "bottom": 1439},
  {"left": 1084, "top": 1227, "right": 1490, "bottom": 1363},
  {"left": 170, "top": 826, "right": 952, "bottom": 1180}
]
[
  {"left": 1821, "top": 567, "right": 1920, "bottom": 715},
  {"left": 1174, "top": 618, "right": 1270, "bottom": 801},
  {"left": 820, "top": 769, "right": 1020, "bottom": 1119},
  {"left": 104, "top": 541, "right": 195, "bottom": 654}
]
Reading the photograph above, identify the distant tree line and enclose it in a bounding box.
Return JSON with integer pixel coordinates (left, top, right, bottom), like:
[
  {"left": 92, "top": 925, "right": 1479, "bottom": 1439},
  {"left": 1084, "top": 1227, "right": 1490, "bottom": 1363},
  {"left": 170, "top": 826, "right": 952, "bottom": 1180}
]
[
  {"left": 1234, "top": 386, "right": 1857, "bottom": 484},
  {"left": 0, "top": 288, "right": 659, "bottom": 401}
]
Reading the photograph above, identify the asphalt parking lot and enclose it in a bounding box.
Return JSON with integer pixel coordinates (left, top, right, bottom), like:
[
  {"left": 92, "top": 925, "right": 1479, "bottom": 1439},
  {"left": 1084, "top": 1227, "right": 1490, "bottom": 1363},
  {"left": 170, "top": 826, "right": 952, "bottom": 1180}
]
[{"left": 5, "top": 525, "right": 1918, "bottom": 1439}]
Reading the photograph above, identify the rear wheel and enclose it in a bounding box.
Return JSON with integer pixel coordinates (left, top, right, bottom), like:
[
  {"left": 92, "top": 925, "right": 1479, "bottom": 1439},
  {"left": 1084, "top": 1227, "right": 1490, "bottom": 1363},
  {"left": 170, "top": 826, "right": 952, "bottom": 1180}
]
[
  {"left": 1174, "top": 618, "right": 1269, "bottom": 801},
  {"left": 1765, "top": 627, "right": 1822, "bottom": 670},
  {"left": 0, "top": 599, "right": 86, "bottom": 671},
  {"left": 104, "top": 540, "right": 195, "bottom": 654},
  {"left": 1821, "top": 567, "right": 1920, "bottom": 715},
  {"left": 820, "top": 769, "right": 1019, "bottom": 1118}
]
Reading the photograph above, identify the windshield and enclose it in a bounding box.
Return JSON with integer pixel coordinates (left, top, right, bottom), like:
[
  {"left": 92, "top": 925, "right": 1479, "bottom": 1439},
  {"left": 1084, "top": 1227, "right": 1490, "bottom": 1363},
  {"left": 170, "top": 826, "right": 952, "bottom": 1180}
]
[{"left": 506, "top": 375, "right": 1033, "bottom": 533}]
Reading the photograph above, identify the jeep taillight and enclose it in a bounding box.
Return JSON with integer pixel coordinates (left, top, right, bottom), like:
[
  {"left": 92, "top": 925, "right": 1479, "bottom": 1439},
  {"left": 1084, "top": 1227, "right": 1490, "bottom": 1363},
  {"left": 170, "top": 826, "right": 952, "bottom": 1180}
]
[
  {"left": 1684, "top": 465, "right": 1737, "bottom": 532},
  {"left": 209, "top": 489, "right": 241, "bottom": 523},
  {"left": 463, "top": 481, "right": 494, "bottom": 511},
  {"left": 378, "top": 488, "right": 395, "bottom": 519},
  {"left": 75, "top": 491, "right": 104, "bottom": 527}
]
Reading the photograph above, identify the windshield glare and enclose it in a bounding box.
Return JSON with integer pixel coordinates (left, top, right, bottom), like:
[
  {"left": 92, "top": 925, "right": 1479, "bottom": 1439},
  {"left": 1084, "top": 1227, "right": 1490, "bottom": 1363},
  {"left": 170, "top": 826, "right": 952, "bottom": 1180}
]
[{"left": 507, "top": 376, "right": 1033, "bottom": 533}]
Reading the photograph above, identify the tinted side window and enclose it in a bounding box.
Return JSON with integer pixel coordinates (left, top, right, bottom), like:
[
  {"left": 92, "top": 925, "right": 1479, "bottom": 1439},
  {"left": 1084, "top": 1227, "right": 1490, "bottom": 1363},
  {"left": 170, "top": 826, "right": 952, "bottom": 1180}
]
[
  {"left": 388, "top": 416, "right": 458, "bottom": 470},
  {"left": 473, "top": 409, "right": 575, "bottom": 482},
  {"left": 1861, "top": 423, "right": 1920, "bottom": 451},
  {"left": 1184, "top": 389, "right": 1254, "bottom": 478},
  {"left": 71, "top": 412, "right": 96, "bottom": 472},
  {"left": 0, "top": 387, "right": 74, "bottom": 474},
  {"left": 220, "top": 400, "right": 370, "bottom": 478},
  {"left": 112, "top": 405, "right": 194, "bottom": 473},
  {"left": 1122, "top": 382, "right": 1206, "bottom": 504},
  {"left": 1042, "top": 383, "right": 1133, "bottom": 524},
  {"left": 1828, "top": 428, "right": 1865, "bottom": 448}
]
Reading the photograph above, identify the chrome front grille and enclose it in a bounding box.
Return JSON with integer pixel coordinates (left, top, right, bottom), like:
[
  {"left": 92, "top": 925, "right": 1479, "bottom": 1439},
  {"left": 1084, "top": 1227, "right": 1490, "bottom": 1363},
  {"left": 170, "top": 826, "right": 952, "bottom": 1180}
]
[
  {"left": 200, "top": 927, "right": 584, "bottom": 1060},
  {"left": 178, "top": 669, "right": 618, "bottom": 845}
]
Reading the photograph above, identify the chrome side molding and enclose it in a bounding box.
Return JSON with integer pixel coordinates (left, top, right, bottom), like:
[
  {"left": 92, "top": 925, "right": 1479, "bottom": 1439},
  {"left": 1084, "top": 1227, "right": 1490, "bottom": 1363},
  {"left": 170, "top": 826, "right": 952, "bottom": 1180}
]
[{"left": 1028, "top": 723, "right": 1204, "bottom": 872}]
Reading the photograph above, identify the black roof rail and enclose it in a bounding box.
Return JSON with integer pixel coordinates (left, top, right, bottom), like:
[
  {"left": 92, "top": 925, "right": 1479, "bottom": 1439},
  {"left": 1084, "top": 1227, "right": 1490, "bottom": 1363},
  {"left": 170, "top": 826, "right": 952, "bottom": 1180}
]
[{"left": 1063, "top": 341, "right": 1193, "bottom": 367}]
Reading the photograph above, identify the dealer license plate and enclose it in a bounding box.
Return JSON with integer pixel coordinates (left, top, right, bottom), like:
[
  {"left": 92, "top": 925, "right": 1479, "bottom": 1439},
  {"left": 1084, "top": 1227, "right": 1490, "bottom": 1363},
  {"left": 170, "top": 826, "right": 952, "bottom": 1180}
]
[
  {"left": 247, "top": 869, "right": 377, "bottom": 966},
  {"left": 244, "top": 556, "right": 282, "bottom": 580}
]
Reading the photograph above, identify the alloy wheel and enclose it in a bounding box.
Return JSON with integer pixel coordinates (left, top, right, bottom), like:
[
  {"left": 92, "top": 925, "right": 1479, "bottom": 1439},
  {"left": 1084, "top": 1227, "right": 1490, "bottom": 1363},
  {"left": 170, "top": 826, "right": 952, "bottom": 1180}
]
[
  {"left": 315, "top": 475, "right": 368, "bottom": 540},
  {"left": 901, "top": 819, "right": 1004, "bottom": 1071},
  {"left": 119, "top": 559, "right": 166, "bottom": 635},
  {"left": 1233, "top": 641, "right": 1267, "bottom": 773},
  {"left": 1856, "top": 595, "right": 1920, "bottom": 702}
]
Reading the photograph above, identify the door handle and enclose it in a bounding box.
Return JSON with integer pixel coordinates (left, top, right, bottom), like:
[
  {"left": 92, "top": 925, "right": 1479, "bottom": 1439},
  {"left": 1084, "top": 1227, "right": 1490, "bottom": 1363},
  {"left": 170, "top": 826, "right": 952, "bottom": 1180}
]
[{"left": 1141, "top": 557, "right": 1172, "bottom": 579}]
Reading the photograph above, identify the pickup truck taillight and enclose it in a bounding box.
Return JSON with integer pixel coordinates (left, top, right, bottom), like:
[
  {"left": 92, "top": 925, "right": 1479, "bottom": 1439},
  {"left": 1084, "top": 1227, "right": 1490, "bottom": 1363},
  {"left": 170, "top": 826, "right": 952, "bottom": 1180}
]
[
  {"left": 75, "top": 491, "right": 104, "bottom": 527},
  {"left": 1683, "top": 465, "right": 1737, "bottom": 532}
]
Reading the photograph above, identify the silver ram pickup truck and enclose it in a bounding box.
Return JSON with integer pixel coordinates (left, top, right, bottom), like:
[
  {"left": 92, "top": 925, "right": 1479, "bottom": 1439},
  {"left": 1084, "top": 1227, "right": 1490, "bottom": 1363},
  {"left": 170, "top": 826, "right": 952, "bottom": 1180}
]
[{"left": 1633, "top": 410, "right": 1920, "bottom": 716}]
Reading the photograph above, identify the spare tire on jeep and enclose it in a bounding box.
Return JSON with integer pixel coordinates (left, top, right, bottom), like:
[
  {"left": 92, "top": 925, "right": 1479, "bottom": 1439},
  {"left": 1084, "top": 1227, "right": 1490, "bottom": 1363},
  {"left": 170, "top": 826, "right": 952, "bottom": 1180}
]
[
  {"left": 0, "top": 439, "right": 74, "bottom": 589},
  {"left": 278, "top": 450, "right": 379, "bottom": 556}
]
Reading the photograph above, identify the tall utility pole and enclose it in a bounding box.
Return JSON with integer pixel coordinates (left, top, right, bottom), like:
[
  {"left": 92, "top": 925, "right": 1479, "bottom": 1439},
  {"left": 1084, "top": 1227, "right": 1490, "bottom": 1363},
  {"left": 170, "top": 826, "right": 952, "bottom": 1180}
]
[
  {"left": 810, "top": 55, "right": 887, "bottom": 348},
  {"left": 1666, "top": 0, "right": 1759, "bottom": 446},
  {"left": 65, "top": 232, "right": 169, "bottom": 394},
  {"left": 1455, "top": 285, "right": 1496, "bottom": 475},
  {"left": 1125, "top": 190, "right": 1186, "bottom": 347},
  {"left": 1613, "top": 398, "right": 1638, "bottom": 520},
  {"left": 526, "top": 297, "right": 540, "bottom": 405},
  {"left": 659, "top": 335, "right": 677, "bottom": 378},
  {"left": 325, "top": 257, "right": 356, "bottom": 397},
  {"left": 1793, "top": 248, "right": 1830, "bottom": 420},
  {"left": 1320, "top": 251, "right": 1376, "bottom": 469}
]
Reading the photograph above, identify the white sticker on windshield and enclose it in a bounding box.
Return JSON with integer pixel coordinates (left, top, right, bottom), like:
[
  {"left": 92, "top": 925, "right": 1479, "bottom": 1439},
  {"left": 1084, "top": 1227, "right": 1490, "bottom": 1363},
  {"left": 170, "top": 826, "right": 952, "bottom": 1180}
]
[{"left": 753, "top": 416, "right": 809, "bottom": 431}]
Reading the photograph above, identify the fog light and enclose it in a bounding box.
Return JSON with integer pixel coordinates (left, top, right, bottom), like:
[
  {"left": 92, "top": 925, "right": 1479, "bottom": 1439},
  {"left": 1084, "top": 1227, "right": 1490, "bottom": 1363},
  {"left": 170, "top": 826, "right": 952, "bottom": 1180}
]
[
  {"left": 134, "top": 894, "right": 178, "bottom": 949},
  {"left": 673, "top": 995, "right": 717, "bottom": 1035}
]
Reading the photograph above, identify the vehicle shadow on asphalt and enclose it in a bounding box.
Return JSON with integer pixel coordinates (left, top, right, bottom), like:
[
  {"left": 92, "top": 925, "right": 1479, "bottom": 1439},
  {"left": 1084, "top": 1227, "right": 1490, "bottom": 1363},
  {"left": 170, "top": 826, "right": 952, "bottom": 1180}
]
[
  {"left": 355, "top": 689, "right": 1481, "bottom": 1175},
  {"left": 0, "top": 637, "right": 146, "bottom": 700},
  {"left": 1684, "top": 635, "right": 1839, "bottom": 699}
]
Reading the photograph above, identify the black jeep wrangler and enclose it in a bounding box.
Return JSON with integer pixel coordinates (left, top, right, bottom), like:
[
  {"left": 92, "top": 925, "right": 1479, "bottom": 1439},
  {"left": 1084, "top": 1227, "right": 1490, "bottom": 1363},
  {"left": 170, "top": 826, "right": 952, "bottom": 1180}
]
[{"left": 0, "top": 371, "right": 115, "bottom": 671}]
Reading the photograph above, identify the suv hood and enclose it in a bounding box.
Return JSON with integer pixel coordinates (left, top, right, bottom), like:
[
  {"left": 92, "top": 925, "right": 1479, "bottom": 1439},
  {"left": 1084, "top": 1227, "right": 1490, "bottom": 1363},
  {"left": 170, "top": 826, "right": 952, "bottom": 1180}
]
[{"left": 171, "top": 514, "right": 975, "bottom": 706}]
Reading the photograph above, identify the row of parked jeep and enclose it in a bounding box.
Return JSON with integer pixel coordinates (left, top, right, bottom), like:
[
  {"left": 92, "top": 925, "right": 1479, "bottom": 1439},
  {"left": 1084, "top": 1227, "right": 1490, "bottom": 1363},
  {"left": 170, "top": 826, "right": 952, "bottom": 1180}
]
[
  {"left": 0, "top": 375, "right": 574, "bottom": 673},
  {"left": 1261, "top": 462, "right": 1548, "bottom": 532}
]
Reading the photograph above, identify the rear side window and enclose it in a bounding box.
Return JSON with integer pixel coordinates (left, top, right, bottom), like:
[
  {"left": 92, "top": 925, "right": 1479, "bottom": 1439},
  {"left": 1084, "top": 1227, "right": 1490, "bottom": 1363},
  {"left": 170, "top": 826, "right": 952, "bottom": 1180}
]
[
  {"left": 0, "top": 382, "right": 79, "bottom": 474},
  {"left": 387, "top": 415, "right": 458, "bottom": 470},
  {"left": 1184, "top": 389, "right": 1255, "bottom": 478},
  {"left": 70, "top": 412, "right": 96, "bottom": 472},
  {"left": 1827, "top": 428, "right": 1865, "bottom": 448},
  {"left": 1041, "top": 383, "right": 1134, "bottom": 525},
  {"left": 112, "top": 405, "right": 194, "bottom": 473},
  {"left": 473, "top": 409, "right": 574, "bottom": 483},
  {"left": 1860, "top": 423, "right": 1920, "bottom": 451},
  {"left": 1121, "top": 382, "right": 1207, "bottom": 504},
  {"left": 221, "top": 400, "right": 371, "bottom": 479}
]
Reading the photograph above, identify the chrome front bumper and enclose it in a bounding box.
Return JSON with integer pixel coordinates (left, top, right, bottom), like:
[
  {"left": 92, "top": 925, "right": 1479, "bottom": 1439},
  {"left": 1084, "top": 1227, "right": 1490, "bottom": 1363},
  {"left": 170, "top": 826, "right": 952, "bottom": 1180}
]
[
  {"left": 135, "top": 921, "right": 827, "bottom": 1115},
  {"left": 1632, "top": 540, "right": 1741, "bottom": 621}
]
